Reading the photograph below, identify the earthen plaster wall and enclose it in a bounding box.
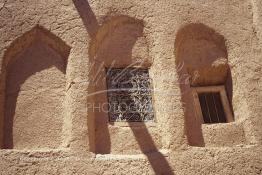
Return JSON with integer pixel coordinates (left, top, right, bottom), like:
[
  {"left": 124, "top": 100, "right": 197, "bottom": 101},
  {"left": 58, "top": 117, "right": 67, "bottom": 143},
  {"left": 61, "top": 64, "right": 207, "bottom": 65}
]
[{"left": 0, "top": 0, "right": 261, "bottom": 174}]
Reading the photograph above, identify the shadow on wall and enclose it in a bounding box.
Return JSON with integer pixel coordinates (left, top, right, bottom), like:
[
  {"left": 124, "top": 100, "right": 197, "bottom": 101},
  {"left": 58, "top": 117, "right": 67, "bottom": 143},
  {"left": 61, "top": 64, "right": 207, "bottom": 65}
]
[
  {"left": 1, "top": 26, "right": 70, "bottom": 149},
  {"left": 73, "top": 0, "right": 174, "bottom": 174},
  {"left": 174, "top": 23, "right": 233, "bottom": 146}
]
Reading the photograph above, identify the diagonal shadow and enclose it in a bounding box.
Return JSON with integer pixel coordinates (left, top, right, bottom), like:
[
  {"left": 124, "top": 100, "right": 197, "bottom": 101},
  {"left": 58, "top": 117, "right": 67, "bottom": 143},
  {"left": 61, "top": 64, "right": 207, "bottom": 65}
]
[
  {"left": 130, "top": 125, "right": 174, "bottom": 174},
  {"left": 73, "top": 0, "right": 99, "bottom": 38},
  {"left": 73, "top": 0, "right": 174, "bottom": 174}
]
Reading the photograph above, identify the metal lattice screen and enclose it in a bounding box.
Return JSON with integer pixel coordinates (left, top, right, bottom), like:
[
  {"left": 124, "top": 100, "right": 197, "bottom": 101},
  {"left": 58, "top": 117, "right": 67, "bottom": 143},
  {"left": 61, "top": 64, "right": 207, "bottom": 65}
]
[{"left": 106, "top": 68, "right": 154, "bottom": 122}]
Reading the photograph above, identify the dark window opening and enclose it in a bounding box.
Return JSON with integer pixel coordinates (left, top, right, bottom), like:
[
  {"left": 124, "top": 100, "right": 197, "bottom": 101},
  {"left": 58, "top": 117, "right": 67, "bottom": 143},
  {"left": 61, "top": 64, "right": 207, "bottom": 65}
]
[
  {"left": 198, "top": 92, "right": 227, "bottom": 124},
  {"left": 106, "top": 68, "right": 154, "bottom": 122}
]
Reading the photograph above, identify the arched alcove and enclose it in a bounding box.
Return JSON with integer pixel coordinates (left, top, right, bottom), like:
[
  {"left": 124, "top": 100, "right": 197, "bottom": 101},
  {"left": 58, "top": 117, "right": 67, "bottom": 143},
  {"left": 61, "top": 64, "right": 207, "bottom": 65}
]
[
  {"left": 175, "top": 23, "right": 229, "bottom": 87},
  {"left": 89, "top": 16, "right": 150, "bottom": 66},
  {"left": 1, "top": 26, "right": 70, "bottom": 149},
  {"left": 88, "top": 16, "right": 159, "bottom": 154},
  {"left": 175, "top": 23, "right": 239, "bottom": 147}
]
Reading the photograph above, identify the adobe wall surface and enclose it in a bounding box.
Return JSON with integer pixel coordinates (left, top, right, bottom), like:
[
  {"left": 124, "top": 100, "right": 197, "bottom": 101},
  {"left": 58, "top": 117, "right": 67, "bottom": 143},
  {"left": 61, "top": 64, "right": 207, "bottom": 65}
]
[{"left": 0, "top": 0, "right": 261, "bottom": 174}]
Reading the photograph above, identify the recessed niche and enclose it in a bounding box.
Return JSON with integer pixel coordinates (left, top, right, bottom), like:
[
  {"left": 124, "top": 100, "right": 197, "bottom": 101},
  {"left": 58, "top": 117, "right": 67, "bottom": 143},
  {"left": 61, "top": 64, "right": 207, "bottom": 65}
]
[
  {"left": 1, "top": 26, "right": 70, "bottom": 149},
  {"left": 88, "top": 16, "right": 160, "bottom": 154},
  {"left": 175, "top": 23, "right": 245, "bottom": 147}
]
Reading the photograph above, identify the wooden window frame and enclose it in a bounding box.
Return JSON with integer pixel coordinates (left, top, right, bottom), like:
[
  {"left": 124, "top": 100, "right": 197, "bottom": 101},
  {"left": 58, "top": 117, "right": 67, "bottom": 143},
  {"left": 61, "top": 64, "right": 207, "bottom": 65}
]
[{"left": 192, "top": 85, "right": 234, "bottom": 124}]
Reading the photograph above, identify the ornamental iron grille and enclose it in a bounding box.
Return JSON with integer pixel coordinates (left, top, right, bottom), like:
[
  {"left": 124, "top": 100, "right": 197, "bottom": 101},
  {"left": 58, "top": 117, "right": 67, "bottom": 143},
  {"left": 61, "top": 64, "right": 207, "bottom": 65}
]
[{"left": 106, "top": 68, "right": 154, "bottom": 122}]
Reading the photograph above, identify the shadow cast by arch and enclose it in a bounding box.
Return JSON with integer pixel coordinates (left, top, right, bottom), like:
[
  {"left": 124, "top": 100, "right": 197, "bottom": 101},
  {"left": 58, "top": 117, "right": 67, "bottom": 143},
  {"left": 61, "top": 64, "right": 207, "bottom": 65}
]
[{"left": 73, "top": 0, "right": 174, "bottom": 174}]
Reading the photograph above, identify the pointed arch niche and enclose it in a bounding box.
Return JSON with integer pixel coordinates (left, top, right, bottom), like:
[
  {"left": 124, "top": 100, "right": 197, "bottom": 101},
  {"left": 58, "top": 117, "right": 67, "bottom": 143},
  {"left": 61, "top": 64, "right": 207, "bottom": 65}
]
[
  {"left": 0, "top": 26, "right": 71, "bottom": 149},
  {"left": 175, "top": 23, "right": 246, "bottom": 147}
]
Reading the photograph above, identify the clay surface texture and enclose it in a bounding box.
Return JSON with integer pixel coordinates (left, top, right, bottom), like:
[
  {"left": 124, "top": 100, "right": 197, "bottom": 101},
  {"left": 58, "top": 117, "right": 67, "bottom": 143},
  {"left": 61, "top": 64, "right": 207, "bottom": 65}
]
[{"left": 0, "top": 0, "right": 261, "bottom": 174}]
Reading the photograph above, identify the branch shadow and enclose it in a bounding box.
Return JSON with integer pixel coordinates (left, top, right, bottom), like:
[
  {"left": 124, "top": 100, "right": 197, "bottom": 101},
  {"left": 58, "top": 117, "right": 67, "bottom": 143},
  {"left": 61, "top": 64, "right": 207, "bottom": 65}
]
[
  {"left": 129, "top": 125, "right": 174, "bottom": 174},
  {"left": 72, "top": 0, "right": 99, "bottom": 38}
]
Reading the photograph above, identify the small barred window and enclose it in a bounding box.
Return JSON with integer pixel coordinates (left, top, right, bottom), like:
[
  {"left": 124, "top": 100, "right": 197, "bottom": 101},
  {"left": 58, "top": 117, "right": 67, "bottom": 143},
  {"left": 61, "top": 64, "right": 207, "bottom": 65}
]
[
  {"left": 192, "top": 86, "right": 234, "bottom": 124},
  {"left": 198, "top": 92, "right": 227, "bottom": 123},
  {"left": 106, "top": 68, "right": 154, "bottom": 122}
]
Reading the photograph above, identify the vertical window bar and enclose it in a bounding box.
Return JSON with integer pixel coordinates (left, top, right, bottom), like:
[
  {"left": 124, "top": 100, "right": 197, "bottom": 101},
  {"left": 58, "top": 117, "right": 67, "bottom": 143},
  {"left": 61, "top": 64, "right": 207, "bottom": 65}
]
[
  {"left": 212, "top": 93, "right": 220, "bottom": 123},
  {"left": 204, "top": 94, "right": 212, "bottom": 123},
  {"left": 214, "top": 92, "right": 227, "bottom": 123},
  {"left": 198, "top": 91, "right": 228, "bottom": 124}
]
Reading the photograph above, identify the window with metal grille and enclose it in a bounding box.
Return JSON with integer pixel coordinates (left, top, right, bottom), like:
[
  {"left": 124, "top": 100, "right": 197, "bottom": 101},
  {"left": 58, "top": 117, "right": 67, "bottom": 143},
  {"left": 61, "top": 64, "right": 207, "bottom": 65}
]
[
  {"left": 198, "top": 92, "right": 227, "bottom": 123},
  {"left": 106, "top": 68, "right": 154, "bottom": 122}
]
